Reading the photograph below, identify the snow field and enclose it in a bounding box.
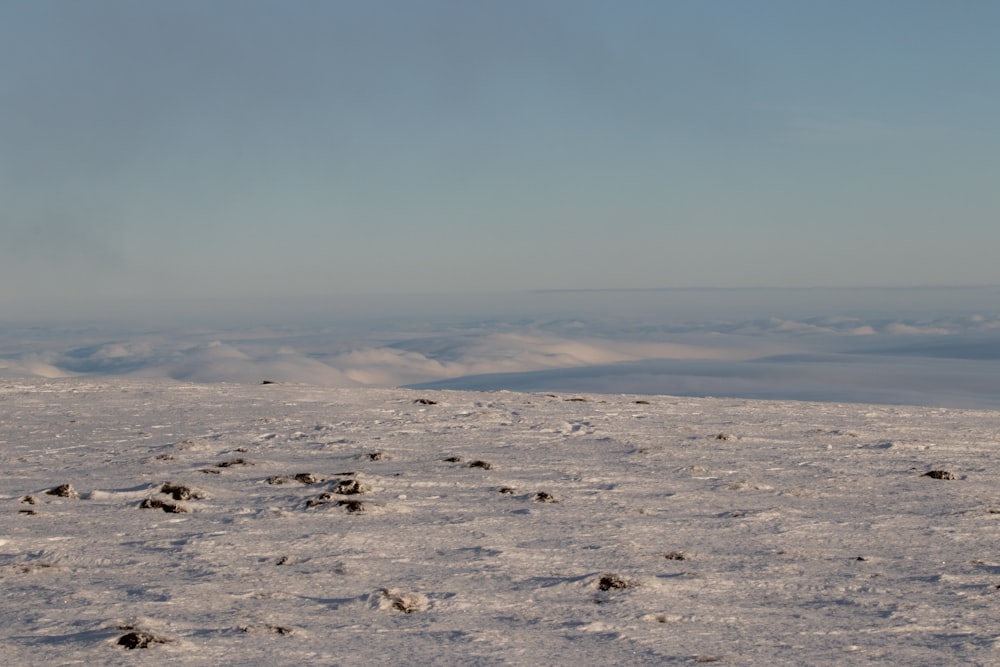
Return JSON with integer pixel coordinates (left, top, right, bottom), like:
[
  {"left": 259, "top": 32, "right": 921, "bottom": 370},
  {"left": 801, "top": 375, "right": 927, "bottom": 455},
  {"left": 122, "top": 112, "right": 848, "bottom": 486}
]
[{"left": 1, "top": 379, "right": 999, "bottom": 665}]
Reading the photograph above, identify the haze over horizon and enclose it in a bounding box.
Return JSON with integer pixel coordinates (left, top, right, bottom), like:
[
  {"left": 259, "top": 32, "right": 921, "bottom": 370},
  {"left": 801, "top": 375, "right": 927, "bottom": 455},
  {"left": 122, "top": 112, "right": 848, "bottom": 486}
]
[
  {"left": 3, "top": 1, "right": 999, "bottom": 317},
  {"left": 2, "top": 285, "right": 999, "bottom": 409},
  {"left": 4, "top": 3, "right": 999, "bottom": 408}
]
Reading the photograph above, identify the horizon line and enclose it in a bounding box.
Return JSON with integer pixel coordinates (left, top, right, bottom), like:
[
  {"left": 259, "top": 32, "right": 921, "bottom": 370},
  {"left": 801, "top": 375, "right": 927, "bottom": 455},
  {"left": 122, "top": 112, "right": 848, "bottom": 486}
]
[{"left": 528, "top": 284, "right": 1000, "bottom": 294}]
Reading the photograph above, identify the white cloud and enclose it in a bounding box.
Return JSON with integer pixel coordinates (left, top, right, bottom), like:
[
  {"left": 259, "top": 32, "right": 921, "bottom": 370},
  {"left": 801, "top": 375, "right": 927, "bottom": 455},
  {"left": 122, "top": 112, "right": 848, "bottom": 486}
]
[
  {"left": 3, "top": 301, "right": 999, "bottom": 407},
  {"left": 0, "top": 354, "right": 75, "bottom": 379},
  {"left": 882, "top": 322, "right": 954, "bottom": 336}
]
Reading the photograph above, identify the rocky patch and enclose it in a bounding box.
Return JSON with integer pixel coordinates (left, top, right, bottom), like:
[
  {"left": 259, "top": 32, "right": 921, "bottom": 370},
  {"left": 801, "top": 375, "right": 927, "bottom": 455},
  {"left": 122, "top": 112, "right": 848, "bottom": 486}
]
[{"left": 45, "top": 484, "right": 79, "bottom": 498}]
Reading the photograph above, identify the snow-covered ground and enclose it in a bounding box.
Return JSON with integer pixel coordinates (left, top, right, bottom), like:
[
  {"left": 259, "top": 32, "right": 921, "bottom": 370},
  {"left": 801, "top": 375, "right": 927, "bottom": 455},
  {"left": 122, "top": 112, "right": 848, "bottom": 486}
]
[{"left": 2, "top": 378, "right": 998, "bottom": 665}]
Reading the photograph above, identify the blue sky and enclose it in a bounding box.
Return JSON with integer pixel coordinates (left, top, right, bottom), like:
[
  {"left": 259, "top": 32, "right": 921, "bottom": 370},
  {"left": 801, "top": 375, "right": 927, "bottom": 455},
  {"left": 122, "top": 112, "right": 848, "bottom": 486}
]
[{"left": 2, "top": 1, "right": 999, "bottom": 315}]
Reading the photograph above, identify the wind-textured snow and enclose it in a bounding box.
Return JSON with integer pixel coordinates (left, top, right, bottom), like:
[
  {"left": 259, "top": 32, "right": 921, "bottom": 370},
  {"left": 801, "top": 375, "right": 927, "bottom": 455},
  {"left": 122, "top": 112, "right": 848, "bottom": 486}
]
[{"left": 1, "top": 378, "right": 999, "bottom": 665}]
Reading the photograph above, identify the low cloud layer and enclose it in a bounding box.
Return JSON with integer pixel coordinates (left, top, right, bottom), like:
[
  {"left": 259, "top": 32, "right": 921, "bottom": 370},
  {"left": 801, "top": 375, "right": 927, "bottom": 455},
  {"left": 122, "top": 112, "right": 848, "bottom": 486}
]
[
  {"left": 3, "top": 307, "right": 1000, "bottom": 408},
  {"left": 1, "top": 330, "right": 776, "bottom": 387}
]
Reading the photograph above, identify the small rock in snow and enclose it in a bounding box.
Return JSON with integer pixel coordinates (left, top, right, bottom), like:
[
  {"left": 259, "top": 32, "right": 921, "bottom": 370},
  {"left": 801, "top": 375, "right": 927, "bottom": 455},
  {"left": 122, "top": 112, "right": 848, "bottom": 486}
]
[
  {"left": 216, "top": 458, "right": 250, "bottom": 468},
  {"left": 597, "top": 574, "right": 634, "bottom": 591},
  {"left": 338, "top": 499, "right": 366, "bottom": 513},
  {"left": 139, "top": 498, "right": 189, "bottom": 513},
  {"left": 923, "top": 470, "right": 957, "bottom": 480},
  {"left": 160, "top": 483, "right": 205, "bottom": 500},
  {"left": 332, "top": 479, "right": 366, "bottom": 495},
  {"left": 117, "top": 631, "right": 168, "bottom": 649},
  {"left": 45, "top": 484, "right": 79, "bottom": 498},
  {"left": 374, "top": 588, "right": 429, "bottom": 613}
]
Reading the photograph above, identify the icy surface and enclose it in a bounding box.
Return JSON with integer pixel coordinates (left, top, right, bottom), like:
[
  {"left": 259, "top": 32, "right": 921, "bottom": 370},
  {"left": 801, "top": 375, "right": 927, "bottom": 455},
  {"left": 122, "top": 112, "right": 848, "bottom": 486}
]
[{"left": 1, "top": 379, "right": 999, "bottom": 665}]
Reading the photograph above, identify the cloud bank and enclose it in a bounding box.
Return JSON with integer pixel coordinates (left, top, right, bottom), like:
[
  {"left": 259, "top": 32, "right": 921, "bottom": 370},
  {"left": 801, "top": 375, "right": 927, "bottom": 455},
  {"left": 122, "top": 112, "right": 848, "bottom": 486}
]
[{"left": 3, "top": 296, "right": 1000, "bottom": 409}]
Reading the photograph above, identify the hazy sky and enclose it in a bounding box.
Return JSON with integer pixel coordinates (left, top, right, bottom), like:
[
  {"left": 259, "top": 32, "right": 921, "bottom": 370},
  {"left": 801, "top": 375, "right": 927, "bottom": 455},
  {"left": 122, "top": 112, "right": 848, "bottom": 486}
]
[{"left": 3, "top": 1, "right": 999, "bottom": 312}]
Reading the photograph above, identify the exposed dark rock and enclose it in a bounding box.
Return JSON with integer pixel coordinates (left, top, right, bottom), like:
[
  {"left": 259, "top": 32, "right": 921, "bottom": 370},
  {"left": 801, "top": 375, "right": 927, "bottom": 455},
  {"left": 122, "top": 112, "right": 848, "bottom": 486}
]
[
  {"left": 923, "top": 470, "right": 957, "bottom": 480},
  {"left": 332, "top": 479, "right": 366, "bottom": 495},
  {"left": 294, "top": 473, "right": 320, "bottom": 485},
  {"left": 240, "top": 624, "right": 293, "bottom": 635},
  {"left": 304, "top": 494, "right": 333, "bottom": 508},
  {"left": 160, "top": 483, "right": 204, "bottom": 501},
  {"left": 139, "top": 498, "right": 189, "bottom": 513},
  {"left": 45, "top": 484, "right": 79, "bottom": 498},
  {"left": 338, "top": 500, "right": 366, "bottom": 513},
  {"left": 117, "top": 631, "right": 167, "bottom": 649},
  {"left": 598, "top": 574, "right": 633, "bottom": 591},
  {"left": 375, "top": 588, "right": 428, "bottom": 613}
]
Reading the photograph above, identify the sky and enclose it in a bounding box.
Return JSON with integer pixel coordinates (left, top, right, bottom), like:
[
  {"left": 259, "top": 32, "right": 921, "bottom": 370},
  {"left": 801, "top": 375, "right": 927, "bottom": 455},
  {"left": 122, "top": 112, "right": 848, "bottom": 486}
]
[{"left": 2, "top": 1, "right": 999, "bottom": 317}]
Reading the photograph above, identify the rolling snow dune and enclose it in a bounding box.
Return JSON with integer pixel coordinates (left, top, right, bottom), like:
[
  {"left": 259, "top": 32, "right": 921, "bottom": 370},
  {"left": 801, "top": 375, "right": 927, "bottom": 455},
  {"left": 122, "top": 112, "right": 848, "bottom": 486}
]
[{"left": 1, "top": 378, "right": 999, "bottom": 665}]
